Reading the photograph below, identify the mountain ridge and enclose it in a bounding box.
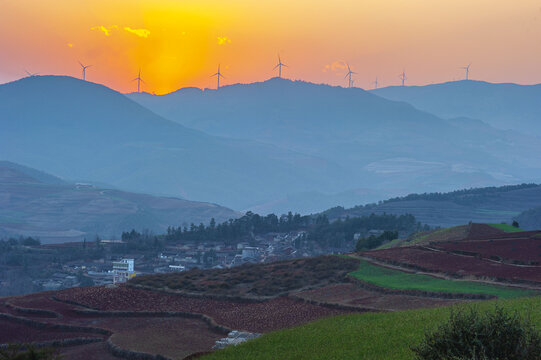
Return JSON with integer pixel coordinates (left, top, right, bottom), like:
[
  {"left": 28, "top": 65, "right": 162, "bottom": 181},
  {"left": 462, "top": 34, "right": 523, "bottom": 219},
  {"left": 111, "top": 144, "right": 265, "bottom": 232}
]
[
  {"left": 0, "top": 161, "right": 240, "bottom": 243},
  {"left": 0, "top": 75, "right": 354, "bottom": 211}
]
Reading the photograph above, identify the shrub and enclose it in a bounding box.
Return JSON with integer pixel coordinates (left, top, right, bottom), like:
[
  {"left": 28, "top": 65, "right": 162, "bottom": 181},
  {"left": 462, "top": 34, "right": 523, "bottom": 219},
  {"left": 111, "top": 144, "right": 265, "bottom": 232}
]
[
  {"left": 412, "top": 306, "right": 541, "bottom": 360},
  {"left": 0, "top": 344, "right": 60, "bottom": 360}
]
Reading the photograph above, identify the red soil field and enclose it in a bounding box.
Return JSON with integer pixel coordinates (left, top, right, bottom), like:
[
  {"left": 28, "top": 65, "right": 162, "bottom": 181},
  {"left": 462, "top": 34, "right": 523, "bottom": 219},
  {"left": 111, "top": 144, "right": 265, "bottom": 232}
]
[
  {"left": 106, "top": 318, "right": 222, "bottom": 360},
  {"left": 465, "top": 223, "right": 508, "bottom": 239},
  {"left": 59, "top": 341, "right": 118, "bottom": 360},
  {"left": 365, "top": 247, "right": 541, "bottom": 283},
  {"left": 8, "top": 293, "right": 78, "bottom": 318},
  {"left": 56, "top": 285, "right": 359, "bottom": 333},
  {"left": 0, "top": 318, "right": 105, "bottom": 343},
  {"left": 434, "top": 238, "right": 541, "bottom": 264},
  {"left": 296, "top": 283, "right": 465, "bottom": 311}
]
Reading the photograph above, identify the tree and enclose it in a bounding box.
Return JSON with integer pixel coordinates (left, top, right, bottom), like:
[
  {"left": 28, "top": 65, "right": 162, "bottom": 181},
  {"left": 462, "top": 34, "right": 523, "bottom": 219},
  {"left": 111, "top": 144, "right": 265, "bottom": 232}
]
[
  {"left": 512, "top": 220, "right": 520, "bottom": 228},
  {"left": 412, "top": 306, "right": 541, "bottom": 360}
]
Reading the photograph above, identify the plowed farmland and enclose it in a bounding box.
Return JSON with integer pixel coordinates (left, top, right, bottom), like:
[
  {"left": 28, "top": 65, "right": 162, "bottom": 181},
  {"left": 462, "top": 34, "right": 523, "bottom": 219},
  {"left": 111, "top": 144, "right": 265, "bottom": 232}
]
[
  {"left": 364, "top": 246, "right": 541, "bottom": 283},
  {"left": 433, "top": 237, "right": 541, "bottom": 264}
]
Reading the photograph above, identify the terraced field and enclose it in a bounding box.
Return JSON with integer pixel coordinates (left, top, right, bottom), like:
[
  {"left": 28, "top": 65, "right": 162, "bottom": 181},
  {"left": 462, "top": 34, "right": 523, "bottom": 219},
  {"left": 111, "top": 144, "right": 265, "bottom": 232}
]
[
  {"left": 434, "top": 237, "right": 541, "bottom": 264},
  {"left": 349, "top": 258, "right": 534, "bottom": 299},
  {"left": 200, "top": 297, "right": 541, "bottom": 360},
  {"left": 1, "top": 241, "right": 538, "bottom": 359},
  {"left": 364, "top": 246, "right": 541, "bottom": 283}
]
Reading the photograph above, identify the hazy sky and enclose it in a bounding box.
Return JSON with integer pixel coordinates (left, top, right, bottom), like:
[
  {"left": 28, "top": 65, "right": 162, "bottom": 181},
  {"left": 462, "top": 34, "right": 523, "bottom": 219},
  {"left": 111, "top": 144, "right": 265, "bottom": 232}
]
[{"left": 1, "top": 0, "right": 540, "bottom": 94}]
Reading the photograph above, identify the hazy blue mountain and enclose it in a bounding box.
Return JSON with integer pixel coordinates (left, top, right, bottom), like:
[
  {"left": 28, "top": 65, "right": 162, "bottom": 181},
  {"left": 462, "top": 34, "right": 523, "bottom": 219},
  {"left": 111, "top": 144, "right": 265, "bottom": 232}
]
[
  {"left": 0, "top": 161, "right": 240, "bottom": 243},
  {"left": 370, "top": 80, "right": 541, "bottom": 133},
  {"left": 129, "top": 78, "right": 541, "bottom": 214},
  {"left": 0, "top": 76, "right": 354, "bottom": 211},
  {"left": 321, "top": 184, "right": 541, "bottom": 228}
]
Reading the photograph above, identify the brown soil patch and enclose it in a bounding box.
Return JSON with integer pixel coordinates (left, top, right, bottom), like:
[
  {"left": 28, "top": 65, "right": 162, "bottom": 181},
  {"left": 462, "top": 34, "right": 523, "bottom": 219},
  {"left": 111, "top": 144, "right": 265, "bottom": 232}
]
[{"left": 296, "top": 283, "right": 465, "bottom": 311}]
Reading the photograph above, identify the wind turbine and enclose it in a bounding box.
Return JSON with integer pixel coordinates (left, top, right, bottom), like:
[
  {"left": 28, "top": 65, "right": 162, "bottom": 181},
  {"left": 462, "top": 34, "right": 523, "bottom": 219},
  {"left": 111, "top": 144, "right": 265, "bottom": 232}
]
[
  {"left": 461, "top": 63, "right": 471, "bottom": 80},
  {"left": 211, "top": 64, "right": 225, "bottom": 89},
  {"left": 24, "top": 69, "right": 38, "bottom": 77},
  {"left": 372, "top": 76, "right": 379, "bottom": 89},
  {"left": 273, "top": 55, "right": 287, "bottom": 78},
  {"left": 399, "top": 69, "right": 407, "bottom": 86},
  {"left": 78, "top": 61, "right": 92, "bottom": 81},
  {"left": 132, "top": 69, "right": 145, "bottom": 93},
  {"left": 345, "top": 63, "right": 356, "bottom": 88}
]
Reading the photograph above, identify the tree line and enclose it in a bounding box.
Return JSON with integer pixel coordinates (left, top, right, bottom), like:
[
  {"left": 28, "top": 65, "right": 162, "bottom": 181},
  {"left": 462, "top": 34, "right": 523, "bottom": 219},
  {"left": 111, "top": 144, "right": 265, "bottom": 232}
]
[{"left": 121, "top": 211, "right": 426, "bottom": 250}]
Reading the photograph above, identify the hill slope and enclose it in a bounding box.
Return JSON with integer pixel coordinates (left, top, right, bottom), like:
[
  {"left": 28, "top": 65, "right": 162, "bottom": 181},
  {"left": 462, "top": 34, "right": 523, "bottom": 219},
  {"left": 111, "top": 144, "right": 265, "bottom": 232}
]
[
  {"left": 322, "top": 184, "right": 541, "bottom": 227},
  {"left": 0, "top": 161, "right": 239, "bottom": 243},
  {"left": 201, "top": 297, "right": 541, "bottom": 360},
  {"left": 130, "top": 78, "right": 541, "bottom": 213},
  {"left": 0, "top": 76, "right": 354, "bottom": 211},
  {"left": 371, "top": 80, "right": 541, "bottom": 133}
]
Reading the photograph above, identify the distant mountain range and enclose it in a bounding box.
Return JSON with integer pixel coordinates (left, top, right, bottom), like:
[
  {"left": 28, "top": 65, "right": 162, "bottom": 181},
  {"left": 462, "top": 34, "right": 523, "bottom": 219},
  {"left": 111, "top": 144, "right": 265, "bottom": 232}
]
[
  {"left": 3, "top": 76, "right": 541, "bottom": 215},
  {"left": 370, "top": 80, "right": 541, "bottom": 133},
  {"left": 130, "top": 78, "right": 541, "bottom": 213},
  {"left": 321, "top": 183, "right": 541, "bottom": 228},
  {"left": 0, "top": 76, "right": 354, "bottom": 212},
  {"left": 0, "top": 161, "right": 239, "bottom": 243}
]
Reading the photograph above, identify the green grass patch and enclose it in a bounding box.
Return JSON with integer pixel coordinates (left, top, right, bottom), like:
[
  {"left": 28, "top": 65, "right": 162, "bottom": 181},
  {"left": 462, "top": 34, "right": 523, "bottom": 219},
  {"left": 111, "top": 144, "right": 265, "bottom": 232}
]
[
  {"left": 349, "top": 259, "right": 533, "bottom": 299},
  {"left": 376, "top": 238, "right": 404, "bottom": 249},
  {"left": 486, "top": 223, "right": 524, "bottom": 233},
  {"left": 202, "top": 297, "right": 541, "bottom": 360}
]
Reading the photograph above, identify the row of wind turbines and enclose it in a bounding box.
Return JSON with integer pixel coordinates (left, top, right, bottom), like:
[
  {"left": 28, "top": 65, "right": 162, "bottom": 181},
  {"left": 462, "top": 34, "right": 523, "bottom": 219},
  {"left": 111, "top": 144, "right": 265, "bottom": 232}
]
[{"left": 26, "top": 57, "right": 472, "bottom": 92}]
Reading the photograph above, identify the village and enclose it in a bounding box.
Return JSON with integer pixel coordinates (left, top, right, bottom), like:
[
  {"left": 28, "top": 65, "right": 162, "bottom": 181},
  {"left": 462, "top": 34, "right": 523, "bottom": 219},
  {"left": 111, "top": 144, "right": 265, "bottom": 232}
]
[{"left": 30, "top": 229, "right": 356, "bottom": 291}]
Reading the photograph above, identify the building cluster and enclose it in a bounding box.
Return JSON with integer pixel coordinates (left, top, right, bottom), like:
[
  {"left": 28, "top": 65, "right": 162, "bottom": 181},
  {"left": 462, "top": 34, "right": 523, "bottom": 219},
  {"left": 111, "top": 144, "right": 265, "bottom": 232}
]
[
  {"left": 152, "top": 230, "right": 316, "bottom": 273},
  {"left": 27, "top": 229, "right": 355, "bottom": 292}
]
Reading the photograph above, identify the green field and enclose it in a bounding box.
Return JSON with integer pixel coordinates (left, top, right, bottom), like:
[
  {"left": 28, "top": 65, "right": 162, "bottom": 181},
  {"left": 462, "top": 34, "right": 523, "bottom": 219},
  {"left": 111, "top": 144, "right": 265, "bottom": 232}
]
[
  {"left": 202, "top": 297, "right": 541, "bottom": 360},
  {"left": 349, "top": 258, "right": 533, "bottom": 299},
  {"left": 486, "top": 223, "right": 524, "bottom": 233}
]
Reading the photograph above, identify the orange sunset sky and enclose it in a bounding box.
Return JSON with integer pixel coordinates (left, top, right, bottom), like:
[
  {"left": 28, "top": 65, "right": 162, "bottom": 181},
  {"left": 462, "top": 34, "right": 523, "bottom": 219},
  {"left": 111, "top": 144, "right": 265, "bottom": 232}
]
[{"left": 1, "top": 0, "right": 540, "bottom": 94}]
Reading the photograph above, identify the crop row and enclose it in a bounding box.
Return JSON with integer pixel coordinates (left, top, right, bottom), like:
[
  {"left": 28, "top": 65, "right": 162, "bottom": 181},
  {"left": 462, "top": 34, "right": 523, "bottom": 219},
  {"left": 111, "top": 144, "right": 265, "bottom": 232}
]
[
  {"left": 56, "top": 286, "right": 359, "bottom": 333},
  {"left": 129, "top": 256, "right": 359, "bottom": 297},
  {"left": 365, "top": 247, "right": 541, "bottom": 283},
  {"left": 434, "top": 238, "right": 541, "bottom": 264}
]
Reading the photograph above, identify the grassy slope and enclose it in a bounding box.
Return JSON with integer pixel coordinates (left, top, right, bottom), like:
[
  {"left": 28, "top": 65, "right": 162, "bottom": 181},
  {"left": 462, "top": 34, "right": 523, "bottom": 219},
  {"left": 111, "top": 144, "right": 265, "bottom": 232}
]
[
  {"left": 202, "top": 297, "right": 541, "bottom": 360},
  {"left": 349, "top": 259, "right": 533, "bottom": 299},
  {"left": 377, "top": 225, "right": 469, "bottom": 249},
  {"left": 486, "top": 223, "right": 524, "bottom": 233}
]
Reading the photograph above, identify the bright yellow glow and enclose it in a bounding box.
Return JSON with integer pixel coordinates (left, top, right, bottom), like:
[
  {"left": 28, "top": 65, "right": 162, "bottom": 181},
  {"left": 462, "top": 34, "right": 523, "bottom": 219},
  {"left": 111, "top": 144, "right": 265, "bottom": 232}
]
[{"left": 1, "top": 0, "right": 540, "bottom": 94}]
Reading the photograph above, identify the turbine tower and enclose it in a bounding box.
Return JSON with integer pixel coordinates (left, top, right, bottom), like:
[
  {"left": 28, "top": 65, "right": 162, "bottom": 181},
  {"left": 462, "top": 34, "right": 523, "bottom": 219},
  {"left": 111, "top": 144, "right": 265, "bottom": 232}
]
[
  {"left": 273, "top": 55, "right": 287, "bottom": 78},
  {"left": 372, "top": 76, "right": 379, "bottom": 89},
  {"left": 24, "top": 69, "right": 38, "bottom": 77},
  {"left": 345, "top": 63, "right": 356, "bottom": 88},
  {"left": 132, "top": 69, "right": 145, "bottom": 93},
  {"left": 462, "top": 64, "right": 471, "bottom": 80},
  {"left": 78, "top": 61, "right": 92, "bottom": 81},
  {"left": 399, "top": 69, "right": 407, "bottom": 87},
  {"left": 212, "top": 64, "right": 224, "bottom": 89}
]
